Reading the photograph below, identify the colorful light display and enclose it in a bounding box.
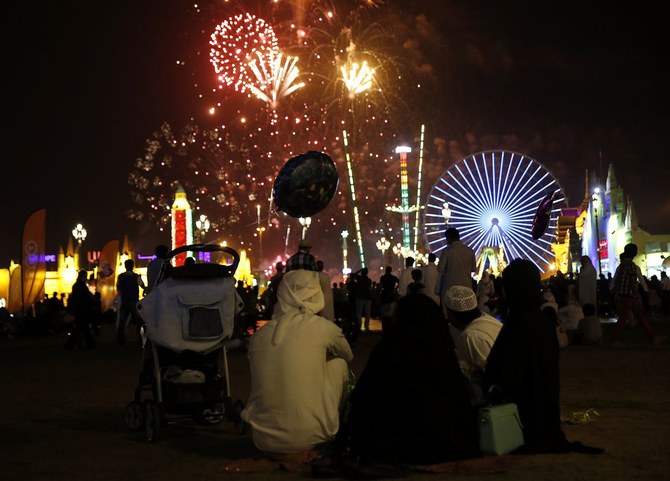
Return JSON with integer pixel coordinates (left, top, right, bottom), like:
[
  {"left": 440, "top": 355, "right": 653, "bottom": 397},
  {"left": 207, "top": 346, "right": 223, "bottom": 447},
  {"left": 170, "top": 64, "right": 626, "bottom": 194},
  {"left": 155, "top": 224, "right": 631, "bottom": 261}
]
[
  {"left": 394, "top": 146, "right": 412, "bottom": 248},
  {"left": 342, "top": 129, "right": 365, "bottom": 267},
  {"left": 424, "top": 151, "right": 567, "bottom": 274},
  {"left": 171, "top": 185, "right": 193, "bottom": 266},
  {"left": 413, "top": 124, "right": 425, "bottom": 251},
  {"left": 130, "top": 1, "right": 433, "bottom": 273}
]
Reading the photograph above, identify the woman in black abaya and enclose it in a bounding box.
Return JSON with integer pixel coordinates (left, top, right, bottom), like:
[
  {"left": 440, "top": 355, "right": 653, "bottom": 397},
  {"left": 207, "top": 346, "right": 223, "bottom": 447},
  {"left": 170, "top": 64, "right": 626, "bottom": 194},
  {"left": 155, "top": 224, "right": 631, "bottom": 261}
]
[
  {"left": 484, "top": 259, "right": 603, "bottom": 454},
  {"left": 343, "top": 291, "right": 481, "bottom": 465}
]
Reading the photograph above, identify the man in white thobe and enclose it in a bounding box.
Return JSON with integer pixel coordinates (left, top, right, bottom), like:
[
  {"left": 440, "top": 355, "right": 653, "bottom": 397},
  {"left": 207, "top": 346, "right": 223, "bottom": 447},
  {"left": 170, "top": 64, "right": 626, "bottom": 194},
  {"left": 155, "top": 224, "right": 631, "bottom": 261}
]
[{"left": 241, "top": 270, "right": 353, "bottom": 454}]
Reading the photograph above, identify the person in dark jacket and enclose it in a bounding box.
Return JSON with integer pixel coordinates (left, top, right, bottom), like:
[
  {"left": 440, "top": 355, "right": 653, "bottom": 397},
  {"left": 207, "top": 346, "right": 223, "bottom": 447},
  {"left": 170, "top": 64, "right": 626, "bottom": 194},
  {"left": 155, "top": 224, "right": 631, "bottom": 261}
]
[
  {"left": 341, "top": 291, "right": 481, "bottom": 466},
  {"left": 64, "top": 270, "right": 96, "bottom": 350}
]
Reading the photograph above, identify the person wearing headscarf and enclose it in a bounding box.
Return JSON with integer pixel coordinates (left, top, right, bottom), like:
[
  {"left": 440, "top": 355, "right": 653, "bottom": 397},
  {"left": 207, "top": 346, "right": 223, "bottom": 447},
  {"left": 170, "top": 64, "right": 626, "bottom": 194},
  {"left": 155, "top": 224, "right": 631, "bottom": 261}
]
[
  {"left": 241, "top": 270, "right": 353, "bottom": 455},
  {"left": 341, "top": 289, "right": 481, "bottom": 466},
  {"left": 484, "top": 259, "right": 603, "bottom": 454},
  {"left": 577, "top": 255, "right": 598, "bottom": 309}
]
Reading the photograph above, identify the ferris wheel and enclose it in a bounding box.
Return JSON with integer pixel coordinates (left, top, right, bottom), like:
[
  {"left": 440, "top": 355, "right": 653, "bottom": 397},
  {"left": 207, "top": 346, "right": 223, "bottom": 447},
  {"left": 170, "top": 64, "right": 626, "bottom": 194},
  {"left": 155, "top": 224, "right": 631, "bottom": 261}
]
[{"left": 424, "top": 150, "right": 567, "bottom": 275}]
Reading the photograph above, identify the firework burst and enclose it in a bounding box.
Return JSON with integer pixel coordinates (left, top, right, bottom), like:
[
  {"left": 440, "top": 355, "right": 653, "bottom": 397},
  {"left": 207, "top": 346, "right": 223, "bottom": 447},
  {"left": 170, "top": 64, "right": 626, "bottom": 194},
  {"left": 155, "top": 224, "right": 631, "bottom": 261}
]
[
  {"left": 209, "top": 13, "right": 279, "bottom": 93},
  {"left": 246, "top": 51, "right": 305, "bottom": 109},
  {"left": 130, "top": 1, "right": 441, "bottom": 271}
]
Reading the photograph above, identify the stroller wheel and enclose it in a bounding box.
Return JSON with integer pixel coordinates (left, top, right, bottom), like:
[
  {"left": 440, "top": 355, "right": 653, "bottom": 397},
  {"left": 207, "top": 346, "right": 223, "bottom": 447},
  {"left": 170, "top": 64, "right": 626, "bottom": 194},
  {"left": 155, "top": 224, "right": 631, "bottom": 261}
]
[
  {"left": 143, "top": 400, "right": 161, "bottom": 443},
  {"left": 123, "top": 401, "right": 145, "bottom": 432},
  {"left": 201, "top": 402, "right": 226, "bottom": 424}
]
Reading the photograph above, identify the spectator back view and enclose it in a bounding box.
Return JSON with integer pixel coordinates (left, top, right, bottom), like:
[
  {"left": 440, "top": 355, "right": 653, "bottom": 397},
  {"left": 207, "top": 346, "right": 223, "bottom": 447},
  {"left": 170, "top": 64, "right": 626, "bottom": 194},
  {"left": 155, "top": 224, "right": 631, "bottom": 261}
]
[{"left": 116, "top": 259, "right": 146, "bottom": 346}]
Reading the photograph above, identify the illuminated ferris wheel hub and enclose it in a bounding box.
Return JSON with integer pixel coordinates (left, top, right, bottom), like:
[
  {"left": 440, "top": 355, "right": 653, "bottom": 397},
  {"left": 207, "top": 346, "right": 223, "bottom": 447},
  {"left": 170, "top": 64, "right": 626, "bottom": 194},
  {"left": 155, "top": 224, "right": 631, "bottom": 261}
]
[{"left": 424, "top": 150, "right": 567, "bottom": 275}]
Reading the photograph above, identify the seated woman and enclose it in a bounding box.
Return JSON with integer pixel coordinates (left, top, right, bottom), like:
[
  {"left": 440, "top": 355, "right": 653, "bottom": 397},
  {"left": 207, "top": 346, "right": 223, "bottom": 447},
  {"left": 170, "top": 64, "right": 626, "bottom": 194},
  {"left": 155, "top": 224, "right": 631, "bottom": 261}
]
[
  {"left": 341, "top": 289, "right": 481, "bottom": 466},
  {"left": 241, "top": 270, "right": 353, "bottom": 456},
  {"left": 484, "top": 259, "right": 603, "bottom": 454}
]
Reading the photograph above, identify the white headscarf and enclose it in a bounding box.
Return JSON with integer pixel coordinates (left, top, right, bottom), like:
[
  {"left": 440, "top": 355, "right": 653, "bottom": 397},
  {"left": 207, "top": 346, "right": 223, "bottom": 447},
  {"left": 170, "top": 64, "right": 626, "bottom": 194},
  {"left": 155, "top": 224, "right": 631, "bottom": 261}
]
[{"left": 271, "top": 270, "right": 325, "bottom": 346}]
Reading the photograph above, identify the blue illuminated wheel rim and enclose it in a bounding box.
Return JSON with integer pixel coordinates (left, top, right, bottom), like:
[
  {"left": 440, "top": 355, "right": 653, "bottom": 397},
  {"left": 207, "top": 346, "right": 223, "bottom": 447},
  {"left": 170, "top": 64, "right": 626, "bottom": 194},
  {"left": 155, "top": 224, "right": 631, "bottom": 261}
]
[{"left": 424, "top": 150, "right": 567, "bottom": 274}]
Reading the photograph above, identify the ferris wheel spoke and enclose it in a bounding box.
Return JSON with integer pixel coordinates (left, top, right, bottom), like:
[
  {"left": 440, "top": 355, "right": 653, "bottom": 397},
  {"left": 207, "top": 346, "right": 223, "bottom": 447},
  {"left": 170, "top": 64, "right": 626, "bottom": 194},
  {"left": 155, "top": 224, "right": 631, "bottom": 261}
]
[
  {"left": 490, "top": 151, "right": 501, "bottom": 209},
  {"left": 496, "top": 226, "right": 527, "bottom": 264},
  {"left": 494, "top": 151, "right": 506, "bottom": 207},
  {"left": 498, "top": 160, "right": 536, "bottom": 213},
  {"left": 470, "top": 154, "right": 496, "bottom": 209},
  {"left": 438, "top": 178, "right": 486, "bottom": 218},
  {"left": 466, "top": 155, "right": 494, "bottom": 209},
  {"left": 436, "top": 185, "right": 487, "bottom": 218},
  {"left": 450, "top": 166, "right": 492, "bottom": 214},
  {"left": 469, "top": 225, "right": 494, "bottom": 256},
  {"left": 498, "top": 153, "right": 524, "bottom": 207},
  {"left": 479, "top": 152, "right": 497, "bottom": 209}
]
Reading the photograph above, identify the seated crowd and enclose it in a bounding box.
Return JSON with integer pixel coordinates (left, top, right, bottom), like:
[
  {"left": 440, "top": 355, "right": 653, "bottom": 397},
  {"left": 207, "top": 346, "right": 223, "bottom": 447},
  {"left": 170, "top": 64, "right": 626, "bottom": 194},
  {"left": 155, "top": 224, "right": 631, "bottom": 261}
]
[{"left": 240, "top": 251, "right": 604, "bottom": 476}]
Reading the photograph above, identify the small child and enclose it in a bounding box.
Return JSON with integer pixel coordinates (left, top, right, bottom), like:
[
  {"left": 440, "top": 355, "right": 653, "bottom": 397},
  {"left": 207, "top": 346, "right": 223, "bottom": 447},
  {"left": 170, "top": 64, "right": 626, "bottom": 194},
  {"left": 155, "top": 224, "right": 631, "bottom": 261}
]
[
  {"left": 576, "top": 303, "right": 603, "bottom": 346},
  {"left": 407, "top": 268, "right": 425, "bottom": 295}
]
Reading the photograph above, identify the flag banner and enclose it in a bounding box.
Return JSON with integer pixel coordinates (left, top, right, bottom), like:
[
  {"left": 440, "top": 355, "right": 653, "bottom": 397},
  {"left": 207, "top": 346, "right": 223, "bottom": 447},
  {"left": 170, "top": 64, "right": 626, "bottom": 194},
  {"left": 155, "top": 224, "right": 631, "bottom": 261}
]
[
  {"left": 97, "top": 240, "right": 119, "bottom": 311},
  {"left": 21, "top": 208, "right": 47, "bottom": 311}
]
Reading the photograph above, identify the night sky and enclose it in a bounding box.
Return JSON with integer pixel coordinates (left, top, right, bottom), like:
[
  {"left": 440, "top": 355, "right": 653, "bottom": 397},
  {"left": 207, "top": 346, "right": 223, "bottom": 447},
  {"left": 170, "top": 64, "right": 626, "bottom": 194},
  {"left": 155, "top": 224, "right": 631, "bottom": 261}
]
[{"left": 2, "top": 1, "right": 668, "bottom": 270}]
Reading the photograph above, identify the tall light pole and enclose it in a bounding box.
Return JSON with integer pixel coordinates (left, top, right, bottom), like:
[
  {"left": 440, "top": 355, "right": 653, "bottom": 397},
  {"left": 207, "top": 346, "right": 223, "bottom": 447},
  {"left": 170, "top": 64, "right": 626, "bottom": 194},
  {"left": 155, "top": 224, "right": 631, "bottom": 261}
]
[
  {"left": 341, "top": 230, "right": 351, "bottom": 278},
  {"left": 255, "top": 205, "right": 266, "bottom": 271},
  {"left": 592, "top": 189, "right": 602, "bottom": 276},
  {"left": 72, "top": 223, "right": 88, "bottom": 271}
]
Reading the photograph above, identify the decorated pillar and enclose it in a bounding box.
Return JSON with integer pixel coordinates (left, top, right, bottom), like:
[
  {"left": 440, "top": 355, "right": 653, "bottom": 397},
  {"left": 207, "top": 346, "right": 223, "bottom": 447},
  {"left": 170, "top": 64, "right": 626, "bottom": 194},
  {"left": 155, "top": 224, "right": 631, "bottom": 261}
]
[{"left": 171, "top": 185, "right": 193, "bottom": 266}]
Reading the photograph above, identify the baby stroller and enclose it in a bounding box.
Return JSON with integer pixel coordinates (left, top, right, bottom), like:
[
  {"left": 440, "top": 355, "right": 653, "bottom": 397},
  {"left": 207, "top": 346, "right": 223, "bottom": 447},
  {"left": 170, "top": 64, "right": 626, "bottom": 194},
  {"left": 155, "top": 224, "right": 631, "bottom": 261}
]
[{"left": 123, "top": 244, "right": 247, "bottom": 442}]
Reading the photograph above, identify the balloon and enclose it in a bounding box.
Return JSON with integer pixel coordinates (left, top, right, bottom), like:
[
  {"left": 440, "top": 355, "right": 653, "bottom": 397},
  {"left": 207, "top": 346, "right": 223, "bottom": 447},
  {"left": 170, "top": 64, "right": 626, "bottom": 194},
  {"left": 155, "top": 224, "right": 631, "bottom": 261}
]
[
  {"left": 531, "top": 193, "right": 554, "bottom": 240},
  {"left": 272, "top": 151, "right": 339, "bottom": 218}
]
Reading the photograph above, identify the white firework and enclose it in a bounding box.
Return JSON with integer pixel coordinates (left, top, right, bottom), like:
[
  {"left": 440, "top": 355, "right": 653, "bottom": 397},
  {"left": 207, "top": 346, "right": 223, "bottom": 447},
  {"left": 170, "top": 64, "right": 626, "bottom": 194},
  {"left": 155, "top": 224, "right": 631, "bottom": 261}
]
[
  {"left": 424, "top": 150, "right": 567, "bottom": 274},
  {"left": 246, "top": 52, "right": 305, "bottom": 108}
]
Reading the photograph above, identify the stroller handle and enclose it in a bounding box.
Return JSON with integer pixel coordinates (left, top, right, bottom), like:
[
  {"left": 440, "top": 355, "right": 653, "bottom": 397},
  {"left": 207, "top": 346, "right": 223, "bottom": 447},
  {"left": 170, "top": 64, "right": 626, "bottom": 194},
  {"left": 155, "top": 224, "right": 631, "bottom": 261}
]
[{"left": 168, "top": 244, "right": 240, "bottom": 270}]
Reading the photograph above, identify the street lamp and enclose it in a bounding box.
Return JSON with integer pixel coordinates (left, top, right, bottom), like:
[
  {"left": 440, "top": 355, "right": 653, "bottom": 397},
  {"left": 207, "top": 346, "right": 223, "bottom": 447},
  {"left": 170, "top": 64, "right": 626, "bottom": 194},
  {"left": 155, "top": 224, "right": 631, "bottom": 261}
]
[
  {"left": 376, "top": 236, "right": 390, "bottom": 266},
  {"left": 72, "top": 223, "right": 87, "bottom": 245},
  {"left": 256, "top": 226, "right": 266, "bottom": 271},
  {"left": 299, "top": 216, "right": 312, "bottom": 240},
  {"left": 341, "top": 230, "right": 351, "bottom": 277},
  {"left": 195, "top": 214, "right": 210, "bottom": 243}
]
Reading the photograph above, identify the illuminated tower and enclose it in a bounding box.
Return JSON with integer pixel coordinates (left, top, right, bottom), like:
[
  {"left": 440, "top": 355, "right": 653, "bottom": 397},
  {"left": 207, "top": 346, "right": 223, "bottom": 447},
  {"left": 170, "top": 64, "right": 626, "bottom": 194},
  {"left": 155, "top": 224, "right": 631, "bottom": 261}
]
[
  {"left": 171, "top": 185, "right": 193, "bottom": 266},
  {"left": 386, "top": 146, "right": 419, "bottom": 249}
]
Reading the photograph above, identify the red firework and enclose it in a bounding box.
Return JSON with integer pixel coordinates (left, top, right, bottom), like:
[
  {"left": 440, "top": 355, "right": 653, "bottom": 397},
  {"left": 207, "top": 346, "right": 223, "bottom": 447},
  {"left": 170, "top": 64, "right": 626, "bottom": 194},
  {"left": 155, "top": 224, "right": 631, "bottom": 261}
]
[{"left": 209, "top": 12, "right": 279, "bottom": 93}]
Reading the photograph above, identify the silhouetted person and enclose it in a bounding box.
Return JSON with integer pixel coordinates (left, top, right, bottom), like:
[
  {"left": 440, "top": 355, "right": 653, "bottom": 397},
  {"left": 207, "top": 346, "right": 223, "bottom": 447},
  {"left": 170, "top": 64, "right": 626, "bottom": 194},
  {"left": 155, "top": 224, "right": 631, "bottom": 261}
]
[
  {"left": 610, "top": 243, "right": 666, "bottom": 347},
  {"left": 116, "top": 259, "right": 146, "bottom": 346},
  {"left": 64, "top": 270, "right": 96, "bottom": 350},
  {"left": 484, "top": 259, "right": 604, "bottom": 454},
  {"left": 378, "top": 266, "right": 399, "bottom": 333},
  {"left": 146, "top": 244, "right": 170, "bottom": 294}
]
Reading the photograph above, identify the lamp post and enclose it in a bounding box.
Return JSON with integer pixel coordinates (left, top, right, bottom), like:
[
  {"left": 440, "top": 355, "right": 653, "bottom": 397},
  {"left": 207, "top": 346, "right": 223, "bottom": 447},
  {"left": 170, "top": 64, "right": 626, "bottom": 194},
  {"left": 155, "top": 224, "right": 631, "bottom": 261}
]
[
  {"left": 592, "top": 189, "right": 602, "bottom": 276},
  {"left": 195, "top": 214, "right": 210, "bottom": 243},
  {"left": 255, "top": 205, "right": 266, "bottom": 271},
  {"left": 299, "top": 216, "right": 312, "bottom": 240},
  {"left": 72, "top": 223, "right": 88, "bottom": 271},
  {"left": 341, "top": 230, "right": 351, "bottom": 278},
  {"left": 72, "top": 223, "right": 87, "bottom": 245},
  {"left": 376, "top": 236, "right": 390, "bottom": 266}
]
